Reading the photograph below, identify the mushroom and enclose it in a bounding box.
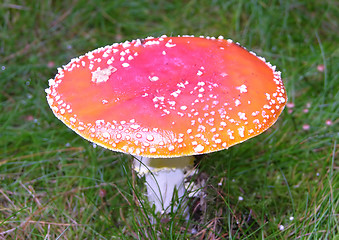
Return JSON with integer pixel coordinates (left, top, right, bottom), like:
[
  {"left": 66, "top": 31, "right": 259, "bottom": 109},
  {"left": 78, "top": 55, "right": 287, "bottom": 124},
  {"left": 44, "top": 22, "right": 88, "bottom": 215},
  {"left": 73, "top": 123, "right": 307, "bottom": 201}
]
[{"left": 46, "top": 35, "right": 287, "bottom": 219}]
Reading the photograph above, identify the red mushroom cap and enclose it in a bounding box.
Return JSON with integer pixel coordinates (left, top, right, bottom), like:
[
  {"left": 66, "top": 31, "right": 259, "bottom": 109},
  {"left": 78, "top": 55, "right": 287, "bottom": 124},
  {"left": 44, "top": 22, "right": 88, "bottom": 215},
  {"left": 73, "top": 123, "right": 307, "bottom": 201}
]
[{"left": 46, "top": 36, "right": 287, "bottom": 157}]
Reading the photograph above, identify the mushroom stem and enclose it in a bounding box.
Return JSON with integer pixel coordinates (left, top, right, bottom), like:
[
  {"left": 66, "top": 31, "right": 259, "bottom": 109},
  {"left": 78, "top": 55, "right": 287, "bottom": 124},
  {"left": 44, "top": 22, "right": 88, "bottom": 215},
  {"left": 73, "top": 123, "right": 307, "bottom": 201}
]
[{"left": 133, "top": 155, "right": 194, "bottom": 219}]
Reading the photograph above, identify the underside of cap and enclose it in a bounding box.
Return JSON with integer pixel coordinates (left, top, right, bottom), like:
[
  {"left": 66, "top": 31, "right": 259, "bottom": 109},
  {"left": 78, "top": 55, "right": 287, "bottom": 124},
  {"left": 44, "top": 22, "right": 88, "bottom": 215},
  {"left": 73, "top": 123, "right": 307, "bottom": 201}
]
[{"left": 46, "top": 35, "right": 287, "bottom": 158}]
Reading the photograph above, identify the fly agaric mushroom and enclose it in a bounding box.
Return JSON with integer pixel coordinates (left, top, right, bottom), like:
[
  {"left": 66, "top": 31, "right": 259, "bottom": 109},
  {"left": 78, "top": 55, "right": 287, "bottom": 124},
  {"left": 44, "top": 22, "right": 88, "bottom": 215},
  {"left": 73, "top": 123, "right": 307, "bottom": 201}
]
[{"left": 46, "top": 35, "right": 287, "bottom": 217}]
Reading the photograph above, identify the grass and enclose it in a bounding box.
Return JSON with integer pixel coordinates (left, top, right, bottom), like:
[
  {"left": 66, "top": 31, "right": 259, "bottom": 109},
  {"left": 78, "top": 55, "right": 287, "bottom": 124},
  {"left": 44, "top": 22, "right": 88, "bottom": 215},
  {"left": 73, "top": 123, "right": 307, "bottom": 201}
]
[{"left": 0, "top": 0, "right": 338, "bottom": 239}]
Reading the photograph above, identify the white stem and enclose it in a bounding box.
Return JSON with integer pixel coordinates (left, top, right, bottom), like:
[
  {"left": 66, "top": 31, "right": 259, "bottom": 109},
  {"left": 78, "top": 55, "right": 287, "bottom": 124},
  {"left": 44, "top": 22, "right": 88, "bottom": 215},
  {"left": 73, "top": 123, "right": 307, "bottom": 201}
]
[{"left": 133, "top": 156, "right": 194, "bottom": 217}]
